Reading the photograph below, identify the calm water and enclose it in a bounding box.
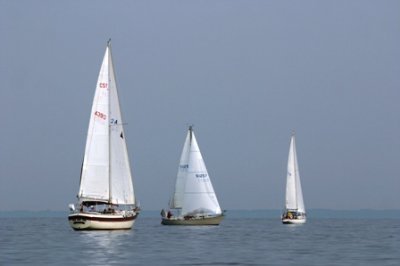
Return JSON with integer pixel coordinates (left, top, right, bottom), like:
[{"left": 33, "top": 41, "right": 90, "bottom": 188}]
[{"left": 0, "top": 216, "right": 399, "bottom": 265}]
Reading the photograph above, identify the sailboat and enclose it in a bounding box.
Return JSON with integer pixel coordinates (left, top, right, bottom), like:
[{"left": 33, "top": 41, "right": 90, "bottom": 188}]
[
  {"left": 68, "top": 40, "right": 139, "bottom": 230},
  {"left": 282, "top": 132, "right": 306, "bottom": 224},
  {"left": 161, "top": 126, "right": 224, "bottom": 225}
]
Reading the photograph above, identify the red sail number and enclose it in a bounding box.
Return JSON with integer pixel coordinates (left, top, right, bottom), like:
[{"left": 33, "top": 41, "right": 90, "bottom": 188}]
[
  {"left": 99, "top": 82, "right": 108, "bottom": 88},
  {"left": 94, "top": 111, "right": 107, "bottom": 120}
]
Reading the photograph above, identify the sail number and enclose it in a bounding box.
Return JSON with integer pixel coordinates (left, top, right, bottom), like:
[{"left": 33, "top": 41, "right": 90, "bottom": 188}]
[
  {"left": 196, "top": 174, "right": 208, "bottom": 178},
  {"left": 99, "top": 82, "right": 108, "bottom": 88},
  {"left": 94, "top": 111, "right": 107, "bottom": 120}
]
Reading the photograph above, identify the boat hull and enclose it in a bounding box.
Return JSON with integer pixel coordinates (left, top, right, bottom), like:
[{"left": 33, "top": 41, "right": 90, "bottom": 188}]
[
  {"left": 68, "top": 212, "right": 138, "bottom": 230},
  {"left": 282, "top": 218, "right": 306, "bottom": 224},
  {"left": 161, "top": 215, "right": 224, "bottom": 225}
]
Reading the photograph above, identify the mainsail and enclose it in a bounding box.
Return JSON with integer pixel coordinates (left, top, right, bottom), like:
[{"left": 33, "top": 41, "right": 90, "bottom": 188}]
[
  {"left": 285, "top": 134, "right": 305, "bottom": 213},
  {"left": 173, "top": 127, "right": 222, "bottom": 216},
  {"left": 170, "top": 132, "right": 190, "bottom": 209},
  {"left": 78, "top": 41, "right": 135, "bottom": 205}
]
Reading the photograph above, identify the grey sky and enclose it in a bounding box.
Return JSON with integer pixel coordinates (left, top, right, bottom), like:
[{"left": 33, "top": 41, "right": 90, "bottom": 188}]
[{"left": 0, "top": 0, "right": 399, "bottom": 211}]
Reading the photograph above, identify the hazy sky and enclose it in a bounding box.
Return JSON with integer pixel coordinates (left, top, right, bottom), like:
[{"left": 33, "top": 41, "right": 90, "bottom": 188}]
[{"left": 1, "top": 0, "right": 399, "bottom": 211}]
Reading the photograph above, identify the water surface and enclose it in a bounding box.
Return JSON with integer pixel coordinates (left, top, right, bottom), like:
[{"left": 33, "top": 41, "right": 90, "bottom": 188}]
[{"left": 0, "top": 216, "right": 399, "bottom": 265}]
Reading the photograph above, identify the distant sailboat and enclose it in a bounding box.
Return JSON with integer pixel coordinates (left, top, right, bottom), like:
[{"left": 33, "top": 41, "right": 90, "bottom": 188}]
[
  {"left": 68, "top": 40, "right": 139, "bottom": 230},
  {"left": 282, "top": 133, "right": 306, "bottom": 224},
  {"left": 161, "top": 126, "right": 224, "bottom": 225}
]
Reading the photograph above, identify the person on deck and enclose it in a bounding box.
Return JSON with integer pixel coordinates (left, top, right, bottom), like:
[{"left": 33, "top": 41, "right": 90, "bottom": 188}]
[{"left": 167, "top": 211, "right": 173, "bottom": 219}]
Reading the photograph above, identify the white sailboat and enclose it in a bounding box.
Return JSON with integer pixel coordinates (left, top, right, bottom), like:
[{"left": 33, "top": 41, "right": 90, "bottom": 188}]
[
  {"left": 161, "top": 126, "right": 224, "bottom": 225},
  {"left": 282, "top": 133, "right": 306, "bottom": 224},
  {"left": 68, "top": 40, "right": 139, "bottom": 230}
]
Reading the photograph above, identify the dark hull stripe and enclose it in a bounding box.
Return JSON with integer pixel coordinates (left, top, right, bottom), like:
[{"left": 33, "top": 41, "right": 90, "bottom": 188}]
[
  {"left": 161, "top": 215, "right": 223, "bottom": 225},
  {"left": 72, "top": 227, "right": 133, "bottom": 231},
  {"left": 68, "top": 213, "right": 138, "bottom": 222}
]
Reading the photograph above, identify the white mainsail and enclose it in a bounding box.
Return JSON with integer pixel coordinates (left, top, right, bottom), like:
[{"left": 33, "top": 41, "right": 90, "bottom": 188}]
[
  {"left": 175, "top": 127, "right": 222, "bottom": 216},
  {"left": 285, "top": 134, "right": 305, "bottom": 213},
  {"left": 78, "top": 41, "right": 135, "bottom": 205},
  {"left": 170, "top": 132, "right": 190, "bottom": 209}
]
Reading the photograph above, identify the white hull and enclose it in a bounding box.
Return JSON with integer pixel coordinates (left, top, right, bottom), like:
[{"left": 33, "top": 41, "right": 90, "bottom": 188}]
[
  {"left": 282, "top": 218, "right": 306, "bottom": 224},
  {"left": 161, "top": 214, "right": 224, "bottom": 226},
  {"left": 68, "top": 212, "right": 138, "bottom": 230}
]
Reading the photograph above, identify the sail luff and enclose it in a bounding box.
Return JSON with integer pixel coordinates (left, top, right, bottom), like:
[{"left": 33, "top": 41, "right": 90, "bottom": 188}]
[{"left": 107, "top": 44, "right": 112, "bottom": 203}]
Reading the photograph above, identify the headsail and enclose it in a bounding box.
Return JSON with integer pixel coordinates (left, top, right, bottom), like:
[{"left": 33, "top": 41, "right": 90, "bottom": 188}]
[{"left": 108, "top": 42, "right": 135, "bottom": 205}]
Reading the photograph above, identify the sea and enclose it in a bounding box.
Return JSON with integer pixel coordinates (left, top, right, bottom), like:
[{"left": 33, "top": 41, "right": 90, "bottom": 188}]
[{"left": 0, "top": 210, "right": 399, "bottom": 265}]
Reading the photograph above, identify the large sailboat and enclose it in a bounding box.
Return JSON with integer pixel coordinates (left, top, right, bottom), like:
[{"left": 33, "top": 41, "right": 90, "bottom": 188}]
[
  {"left": 282, "top": 133, "right": 306, "bottom": 224},
  {"left": 68, "top": 40, "right": 139, "bottom": 230},
  {"left": 161, "top": 126, "right": 224, "bottom": 225}
]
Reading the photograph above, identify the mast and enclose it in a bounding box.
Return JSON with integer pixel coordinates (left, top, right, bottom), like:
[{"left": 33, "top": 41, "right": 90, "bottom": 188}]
[
  {"left": 107, "top": 39, "right": 112, "bottom": 204},
  {"left": 189, "top": 124, "right": 193, "bottom": 143},
  {"left": 291, "top": 131, "right": 297, "bottom": 210}
]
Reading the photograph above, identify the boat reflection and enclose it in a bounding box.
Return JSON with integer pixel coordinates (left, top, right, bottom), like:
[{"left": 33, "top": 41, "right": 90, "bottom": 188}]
[{"left": 77, "top": 230, "right": 133, "bottom": 265}]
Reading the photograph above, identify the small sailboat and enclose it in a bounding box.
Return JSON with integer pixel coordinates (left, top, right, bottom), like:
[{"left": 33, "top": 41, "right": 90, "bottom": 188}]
[
  {"left": 282, "top": 132, "right": 306, "bottom": 224},
  {"left": 68, "top": 40, "right": 139, "bottom": 230},
  {"left": 161, "top": 126, "right": 224, "bottom": 225}
]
